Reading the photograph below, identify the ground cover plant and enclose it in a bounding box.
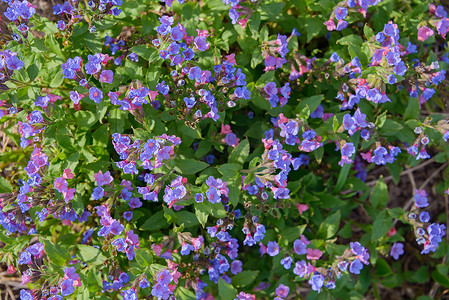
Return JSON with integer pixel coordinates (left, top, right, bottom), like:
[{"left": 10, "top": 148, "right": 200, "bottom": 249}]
[{"left": 0, "top": 0, "right": 449, "bottom": 299}]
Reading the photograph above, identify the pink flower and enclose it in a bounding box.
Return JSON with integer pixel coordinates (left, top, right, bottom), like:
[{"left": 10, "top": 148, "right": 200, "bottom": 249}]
[
  {"left": 221, "top": 124, "right": 232, "bottom": 135},
  {"left": 418, "top": 26, "right": 434, "bottom": 41},
  {"left": 324, "top": 19, "right": 336, "bottom": 31},
  {"left": 7, "top": 265, "right": 16, "bottom": 274},
  {"left": 297, "top": 203, "right": 308, "bottom": 215},
  {"left": 306, "top": 248, "right": 323, "bottom": 260},
  {"left": 54, "top": 177, "right": 68, "bottom": 193},
  {"left": 63, "top": 168, "right": 74, "bottom": 179}
]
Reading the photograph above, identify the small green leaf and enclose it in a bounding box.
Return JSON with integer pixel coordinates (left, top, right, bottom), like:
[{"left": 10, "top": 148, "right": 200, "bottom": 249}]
[
  {"left": 375, "top": 111, "right": 387, "bottom": 128},
  {"left": 317, "top": 210, "right": 341, "bottom": 239},
  {"left": 44, "top": 239, "right": 70, "bottom": 267},
  {"left": 363, "top": 24, "right": 374, "bottom": 40},
  {"left": 218, "top": 278, "right": 238, "bottom": 300},
  {"left": 371, "top": 210, "right": 392, "bottom": 241},
  {"left": 176, "top": 211, "right": 199, "bottom": 228},
  {"left": 77, "top": 244, "right": 107, "bottom": 265},
  {"left": 371, "top": 176, "right": 389, "bottom": 208},
  {"left": 0, "top": 176, "right": 12, "bottom": 193},
  {"left": 135, "top": 248, "right": 153, "bottom": 268},
  {"left": 173, "top": 158, "right": 208, "bottom": 175},
  {"left": 163, "top": 205, "right": 178, "bottom": 224},
  {"left": 195, "top": 202, "right": 209, "bottom": 227},
  {"left": 232, "top": 270, "right": 259, "bottom": 287},
  {"left": 218, "top": 163, "right": 241, "bottom": 178},
  {"left": 296, "top": 95, "right": 323, "bottom": 118},
  {"left": 140, "top": 210, "right": 169, "bottom": 231},
  {"left": 229, "top": 139, "right": 249, "bottom": 164}
]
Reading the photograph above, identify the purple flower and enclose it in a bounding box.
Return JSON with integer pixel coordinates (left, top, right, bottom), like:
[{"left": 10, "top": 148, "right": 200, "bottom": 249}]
[
  {"left": 170, "top": 25, "right": 184, "bottom": 41},
  {"left": 386, "top": 51, "right": 401, "bottom": 66},
  {"left": 293, "top": 239, "right": 307, "bottom": 255},
  {"left": 414, "top": 189, "right": 429, "bottom": 208},
  {"left": 18, "top": 252, "right": 31, "bottom": 265},
  {"left": 334, "top": 7, "right": 348, "bottom": 20},
  {"left": 338, "top": 261, "right": 348, "bottom": 272},
  {"left": 60, "top": 279, "right": 75, "bottom": 296},
  {"left": 157, "top": 269, "right": 173, "bottom": 286},
  {"left": 308, "top": 272, "right": 325, "bottom": 292},
  {"left": 121, "top": 288, "right": 138, "bottom": 300},
  {"left": 340, "top": 142, "right": 355, "bottom": 157},
  {"left": 184, "top": 97, "right": 196, "bottom": 109},
  {"left": 264, "top": 82, "right": 278, "bottom": 96},
  {"left": 224, "top": 133, "right": 238, "bottom": 147},
  {"left": 139, "top": 278, "right": 151, "bottom": 289},
  {"left": 20, "top": 290, "right": 33, "bottom": 300},
  {"left": 280, "top": 256, "right": 293, "bottom": 269},
  {"left": 180, "top": 243, "right": 194, "bottom": 255},
  {"left": 194, "top": 36, "right": 209, "bottom": 51},
  {"left": 91, "top": 187, "right": 105, "bottom": 200},
  {"left": 57, "top": 20, "right": 66, "bottom": 30},
  {"left": 393, "top": 61, "right": 407, "bottom": 76},
  {"left": 267, "top": 241, "right": 280, "bottom": 256},
  {"left": 89, "top": 87, "right": 103, "bottom": 103},
  {"left": 390, "top": 242, "right": 404, "bottom": 260},
  {"left": 194, "top": 193, "right": 204, "bottom": 203},
  {"left": 419, "top": 211, "right": 430, "bottom": 223},
  {"left": 336, "top": 20, "right": 348, "bottom": 31},
  {"left": 206, "top": 187, "right": 221, "bottom": 203},
  {"left": 231, "top": 260, "right": 242, "bottom": 274},
  {"left": 100, "top": 70, "right": 114, "bottom": 83},
  {"left": 275, "top": 284, "right": 290, "bottom": 298},
  {"left": 349, "top": 259, "right": 363, "bottom": 274},
  {"left": 6, "top": 56, "right": 24, "bottom": 70}
]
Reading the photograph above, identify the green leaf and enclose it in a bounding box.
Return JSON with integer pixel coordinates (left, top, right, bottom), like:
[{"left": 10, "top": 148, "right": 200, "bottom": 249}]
[
  {"left": 195, "top": 202, "right": 209, "bottom": 227},
  {"left": 109, "top": 107, "right": 126, "bottom": 133},
  {"left": 176, "top": 211, "right": 199, "bottom": 228},
  {"left": 72, "top": 193, "right": 84, "bottom": 215},
  {"left": 363, "top": 24, "right": 374, "bottom": 40},
  {"left": 176, "top": 287, "right": 197, "bottom": 299},
  {"left": 44, "top": 239, "right": 70, "bottom": 267},
  {"left": 218, "top": 278, "right": 238, "bottom": 300},
  {"left": 232, "top": 270, "right": 259, "bottom": 287},
  {"left": 77, "top": 244, "right": 107, "bottom": 265},
  {"left": 163, "top": 205, "right": 178, "bottom": 224},
  {"left": 173, "top": 158, "right": 209, "bottom": 175},
  {"left": 227, "top": 178, "right": 241, "bottom": 207},
  {"left": 75, "top": 111, "right": 97, "bottom": 129},
  {"left": 296, "top": 95, "right": 323, "bottom": 118},
  {"left": 217, "top": 163, "right": 241, "bottom": 178},
  {"left": 335, "top": 163, "right": 351, "bottom": 191},
  {"left": 50, "top": 71, "right": 64, "bottom": 88},
  {"left": 256, "top": 71, "right": 275, "bottom": 87},
  {"left": 371, "top": 210, "right": 392, "bottom": 241},
  {"left": 432, "top": 265, "right": 449, "bottom": 288},
  {"left": 135, "top": 248, "right": 153, "bottom": 268},
  {"left": 317, "top": 210, "right": 340, "bottom": 239},
  {"left": 375, "top": 258, "right": 392, "bottom": 277},
  {"left": 140, "top": 210, "right": 169, "bottom": 231},
  {"left": 375, "top": 111, "right": 387, "bottom": 128},
  {"left": 194, "top": 140, "right": 212, "bottom": 159},
  {"left": 229, "top": 139, "right": 249, "bottom": 164},
  {"left": 243, "top": 173, "right": 255, "bottom": 186},
  {"left": 404, "top": 97, "right": 420, "bottom": 120},
  {"left": 305, "top": 15, "right": 323, "bottom": 42},
  {"left": 0, "top": 176, "right": 12, "bottom": 193},
  {"left": 129, "top": 45, "right": 155, "bottom": 60},
  {"left": 179, "top": 123, "right": 202, "bottom": 139},
  {"left": 45, "top": 35, "right": 65, "bottom": 59},
  {"left": 370, "top": 176, "right": 389, "bottom": 208}
]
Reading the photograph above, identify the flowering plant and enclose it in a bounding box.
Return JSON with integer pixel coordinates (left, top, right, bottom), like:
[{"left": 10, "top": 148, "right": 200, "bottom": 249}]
[{"left": 1, "top": 0, "right": 449, "bottom": 299}]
